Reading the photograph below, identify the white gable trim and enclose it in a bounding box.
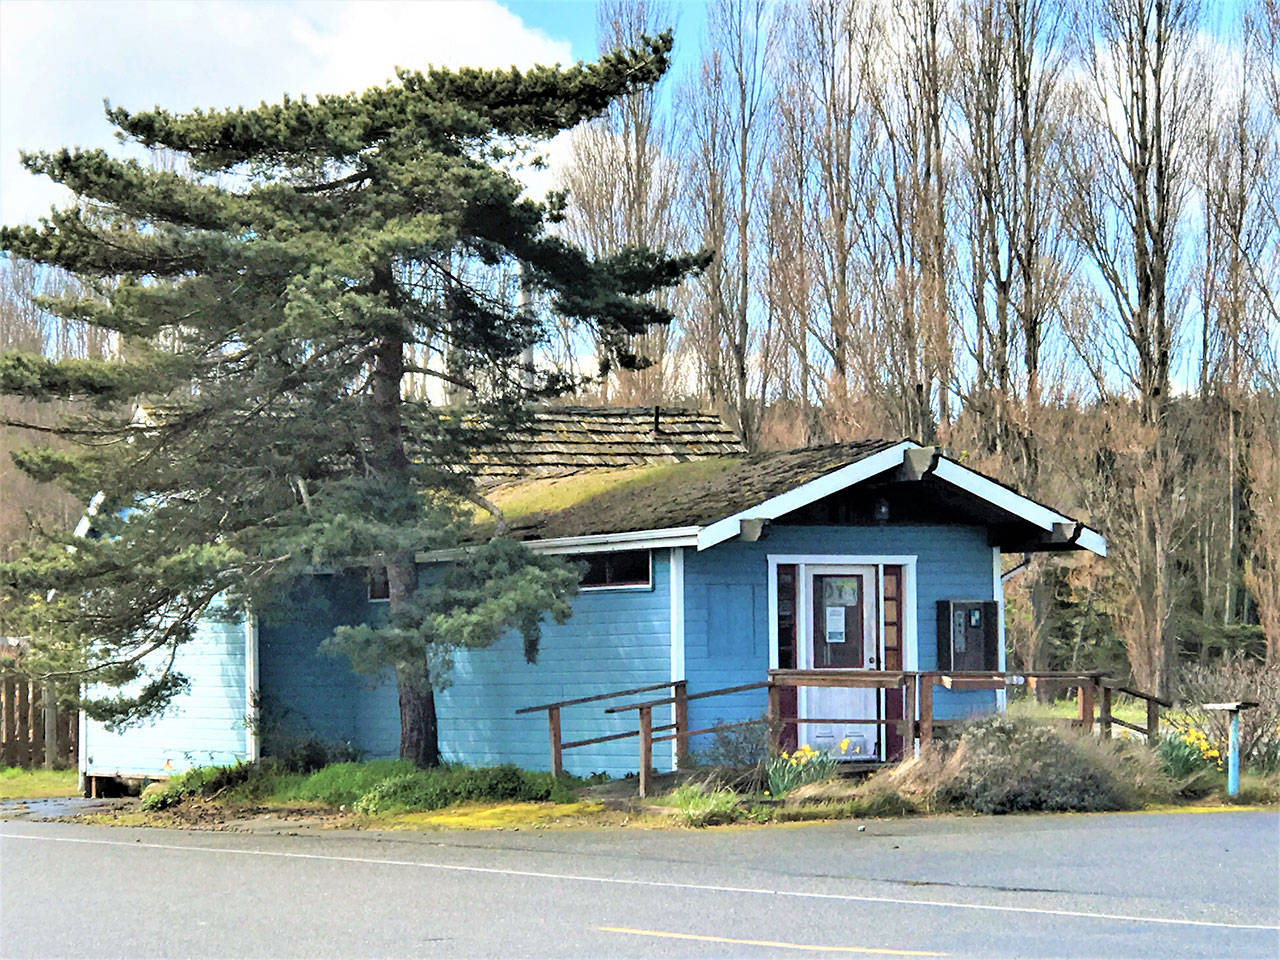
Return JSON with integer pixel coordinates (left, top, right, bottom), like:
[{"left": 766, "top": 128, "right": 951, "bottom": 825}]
[
  {"left": 932, "top": 459, "right": 1107, "bottom": 557},
  {"left": 696, "top": 443, "right": 916, "bottom": 551}
]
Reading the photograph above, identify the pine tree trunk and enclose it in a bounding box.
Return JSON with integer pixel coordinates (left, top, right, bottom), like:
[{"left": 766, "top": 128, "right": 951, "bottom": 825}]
[
  {"left": 368, "top": 286, "right": 442, "bottom": 767},
  {"left": 397, "top": 664, "right": 440, "bottom": 768}
]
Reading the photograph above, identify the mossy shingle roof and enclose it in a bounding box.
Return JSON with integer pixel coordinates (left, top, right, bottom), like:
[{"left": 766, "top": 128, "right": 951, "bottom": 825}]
[{"left": 477, "top": 438, "right": 900, "bottom": 541}]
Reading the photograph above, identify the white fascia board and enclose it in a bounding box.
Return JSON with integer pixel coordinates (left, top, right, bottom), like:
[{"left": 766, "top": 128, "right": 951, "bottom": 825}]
[
  {"left": 414, "top": 526, "right": 700, "bottom": 562},
  {"left": 1074, "top": 527, "right": 1108, "bottom": 558},
  {"left": 531, "top": 528, "right": 700, "bottom": 555},
  {"left": 931, "top": 458, "right": 1107, "bottom": 557},
  {"left": 696, "top": 442, "right": 917, "bottom": 551}
]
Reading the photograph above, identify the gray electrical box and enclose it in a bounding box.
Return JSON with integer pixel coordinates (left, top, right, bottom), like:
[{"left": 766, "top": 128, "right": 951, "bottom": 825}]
[{"left": 936, "top": 600, "right": 999, "bottom": 671}]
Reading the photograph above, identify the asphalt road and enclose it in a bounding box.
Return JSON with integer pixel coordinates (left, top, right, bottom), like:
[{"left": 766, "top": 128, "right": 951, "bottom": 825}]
[{"left": 1, "top": 810, "right": 1277, "bottom": 959}]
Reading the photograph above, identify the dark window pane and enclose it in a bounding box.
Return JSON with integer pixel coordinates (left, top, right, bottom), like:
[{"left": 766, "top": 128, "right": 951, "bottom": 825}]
[
  {"left": 572, "top": 550, "right": 650, "bottom": 588},
  {"left": 368, "top": 567, "right": 390, "bottom": 600}
]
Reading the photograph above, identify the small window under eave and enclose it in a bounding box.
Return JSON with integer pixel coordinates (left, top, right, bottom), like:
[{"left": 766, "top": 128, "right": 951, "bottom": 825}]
[{"left": 571, "top": 550, "right": 652, "bottom": 590}]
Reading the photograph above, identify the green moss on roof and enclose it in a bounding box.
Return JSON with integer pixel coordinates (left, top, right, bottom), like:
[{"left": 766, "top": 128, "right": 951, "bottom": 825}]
[
  {"left": 463, "top": 440, "right": 901, "bottom": 542},
  {"left": 479, "top": 458, "right": 741, "bottom": 528}
]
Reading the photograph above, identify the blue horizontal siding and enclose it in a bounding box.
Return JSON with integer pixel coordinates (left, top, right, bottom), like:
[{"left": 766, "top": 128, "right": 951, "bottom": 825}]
[
  {"left": 257, "top": 573, "right": 370, "bottom": 750},
  {"left": 258, "top": 555, "right": 674, "bottom": 778},
  {"left": 83, "top": 611, "right": 249, "bottom": 777}
]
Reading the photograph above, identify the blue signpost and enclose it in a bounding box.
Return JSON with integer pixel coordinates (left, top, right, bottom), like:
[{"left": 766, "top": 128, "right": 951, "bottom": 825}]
[{"left": 1202, "top": 701, "right": 1259, "bottom": 797}]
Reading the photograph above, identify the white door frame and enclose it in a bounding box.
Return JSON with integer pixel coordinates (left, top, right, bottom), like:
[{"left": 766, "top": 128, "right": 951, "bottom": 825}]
[
  {"left": 802, "top": 563, "right": 879, "bottom": 756},
  {"left": 767, "top": 554, "right": 919, "bottom": 758}
]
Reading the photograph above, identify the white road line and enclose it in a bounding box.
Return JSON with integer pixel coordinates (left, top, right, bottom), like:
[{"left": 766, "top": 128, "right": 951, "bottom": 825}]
[{"left": 2, "top": 829, "right": 1276, "bottom": 933}]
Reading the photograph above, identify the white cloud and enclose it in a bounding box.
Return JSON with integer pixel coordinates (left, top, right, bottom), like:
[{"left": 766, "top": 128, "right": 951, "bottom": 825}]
[{"left": 0, "top": 0, "right": 575, "bottom": 225}]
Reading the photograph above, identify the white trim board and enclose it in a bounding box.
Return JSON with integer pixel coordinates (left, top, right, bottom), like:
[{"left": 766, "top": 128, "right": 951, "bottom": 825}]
[
  {"left": 695, "top": 443, "right": 1104, "bottom": 556},
  {"left": 415, "top": 527, "right": 699, "bottom": 563},
  {"left": 932, "top": 459, "right": 1107, "bottom": 557},
  {"left": 669, "top": 546, "right": 685, "bottom": 769},
  {"left": 244, "top": 612, "right": 260, "bottom": 763},
  {"left": 993, "top": 548, "right": 1007, "bottom": 712}
]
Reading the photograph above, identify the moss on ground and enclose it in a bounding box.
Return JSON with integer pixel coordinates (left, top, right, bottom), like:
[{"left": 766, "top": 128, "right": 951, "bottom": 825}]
[{"left": 380, "top": 801, "right": 607, "bottom": 830}]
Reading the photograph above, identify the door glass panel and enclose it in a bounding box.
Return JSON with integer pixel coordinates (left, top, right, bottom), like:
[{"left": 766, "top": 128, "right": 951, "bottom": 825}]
[{"left": 813, "top": 575, "right": 864, "bottom": 668}]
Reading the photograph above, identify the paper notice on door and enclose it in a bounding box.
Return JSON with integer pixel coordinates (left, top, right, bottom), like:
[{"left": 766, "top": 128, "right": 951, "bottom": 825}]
[{"left": 825, "top": 606, "right": 846, "bottom": 643}]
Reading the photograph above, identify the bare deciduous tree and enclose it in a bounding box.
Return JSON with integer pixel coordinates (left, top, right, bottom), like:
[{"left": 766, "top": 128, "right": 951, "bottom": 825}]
[{"left": 681, "top": 0, "right": 775, "bottom": 447}]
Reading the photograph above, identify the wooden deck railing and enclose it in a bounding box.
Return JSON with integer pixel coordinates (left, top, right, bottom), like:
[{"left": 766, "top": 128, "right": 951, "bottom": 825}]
[
  {"left": 514, "top": 680, "right": 684, "bottom": 777},
  {"left": 517, "top": 670, "right": 1171, "bottom": 797},
  {"left": 1099, "top": 679, "right": 1173, "bottom": 739},
  {"left": 605, "top": 681, "right": 770, "bottom": 797}
]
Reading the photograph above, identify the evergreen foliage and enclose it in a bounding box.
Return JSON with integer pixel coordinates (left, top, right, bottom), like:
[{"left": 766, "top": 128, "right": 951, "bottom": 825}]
[{"left": 0, "top": 32, "right": 703, "bottom": 764}]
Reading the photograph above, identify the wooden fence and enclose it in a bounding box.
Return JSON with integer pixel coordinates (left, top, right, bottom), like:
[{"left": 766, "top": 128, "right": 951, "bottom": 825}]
[{"left": 0, "top": 674, "right": 77, "bottom": 769}]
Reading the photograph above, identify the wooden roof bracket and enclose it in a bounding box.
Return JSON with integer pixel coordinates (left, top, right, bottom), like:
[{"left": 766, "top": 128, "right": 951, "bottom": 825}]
[{"left": 897, "top": 445, "right": 940, "bottom": 482}]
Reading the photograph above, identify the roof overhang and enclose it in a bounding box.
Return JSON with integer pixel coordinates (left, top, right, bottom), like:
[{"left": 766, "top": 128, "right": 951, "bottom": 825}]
[
  {"left": 693, "top": 442, "right": 1105, "bottom": 556},
  {"left": 929, "top": 458, "right": 1107, "bottom": 556},
  {"left": 416, "top": 526, "right": 700, "bottom": 562},
  {"left": 418, "top": 441, "right": 1106, "bottom": 561}
]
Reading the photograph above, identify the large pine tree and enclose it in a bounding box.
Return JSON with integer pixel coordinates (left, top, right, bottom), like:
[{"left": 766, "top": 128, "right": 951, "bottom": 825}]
[{"left": 0, "top": 34, "right": 702, "bottom": 766}]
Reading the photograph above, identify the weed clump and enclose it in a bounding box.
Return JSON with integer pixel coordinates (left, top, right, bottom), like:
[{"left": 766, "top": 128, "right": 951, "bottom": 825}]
[
  {"left": 932, "top": 716, "right": 1168, "bottom": 814},
  {"left": 141, "top": 759, "right": 580, "bottom": 814},
  {"left": 352, "top": 764, "right": 578, "bottom": 815},
  {"left": 141, "top": 762, "right": 260, "bottom": 810},
  {"left": 665, "top": 782, "right": 740, "bottom": 827}
]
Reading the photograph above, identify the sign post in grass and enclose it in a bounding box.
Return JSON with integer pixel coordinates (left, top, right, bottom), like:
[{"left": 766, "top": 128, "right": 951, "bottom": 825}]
[{"left": 1201, "top": 702, "right": 1260, "bottom": 797}]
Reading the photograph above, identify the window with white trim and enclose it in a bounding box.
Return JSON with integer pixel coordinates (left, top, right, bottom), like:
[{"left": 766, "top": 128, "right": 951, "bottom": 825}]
[{"left": 570, "top": 549, "right": 651, "bottom": 589}]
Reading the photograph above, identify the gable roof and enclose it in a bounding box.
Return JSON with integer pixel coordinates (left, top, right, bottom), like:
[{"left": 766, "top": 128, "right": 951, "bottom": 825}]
[
  {"left": 460, "top": 435, "right": 1106, "bottom": 558},
  {"left": 484, "top": 439, "right": 901, "bottom": 542}
]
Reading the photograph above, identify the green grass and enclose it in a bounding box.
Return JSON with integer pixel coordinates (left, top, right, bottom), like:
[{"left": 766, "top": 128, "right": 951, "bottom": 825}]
[
  {"left": 0, "top": 767, "right": 78, "bottom": 799},
  {"left": 142, "top": 759, "right": 582, "bottom": 815},
  {"left": 1007, "top": 693, "right": 1151, "bottom": 727},
  {"left": 664, "top": 783, "right": 741, "bottom": 826},
  {"left": 260, "top": 759, "right": 415, "bottom": 807}
]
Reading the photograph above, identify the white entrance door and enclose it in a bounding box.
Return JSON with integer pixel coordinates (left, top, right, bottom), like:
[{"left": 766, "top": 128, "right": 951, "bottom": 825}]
[{"left": 800, "top": 565, "right": 880, "bottom": 759}]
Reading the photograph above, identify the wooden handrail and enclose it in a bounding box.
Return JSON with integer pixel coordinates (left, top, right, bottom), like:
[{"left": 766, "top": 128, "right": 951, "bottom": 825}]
[
  {"left": 604, "top": 680, "right": 771, "bottom": 713},
  {"left": 515, "top": 679, "right": 679, "bottom": 714},
  {"left": 517, "top": 668, "right": 1166, "bottom": 796},
  {"left": 515, "top": 678, "right": 686, "bottom": 778},
  {"left": 942, "top": 670, "right": 1107, "bottom": 681},
  {"left": 770, "top": 669, "right": 906, "bottom": 689},
  {"left": 561, "top": 722, "right": 676, "bottom": 751},
  {"left": 1098, "top": 681, "right": 1173, "bottom": 708}
]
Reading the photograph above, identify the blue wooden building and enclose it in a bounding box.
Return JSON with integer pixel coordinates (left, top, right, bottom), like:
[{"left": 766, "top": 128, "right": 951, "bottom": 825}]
[{"left": 79, "top": 408, "right": 1106, "bottom": 782}]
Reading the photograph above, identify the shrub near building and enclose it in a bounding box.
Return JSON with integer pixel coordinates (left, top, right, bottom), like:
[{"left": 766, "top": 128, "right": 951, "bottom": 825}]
[{"left": 931, "top": 717, "right": 1172, "bottom": 814}]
